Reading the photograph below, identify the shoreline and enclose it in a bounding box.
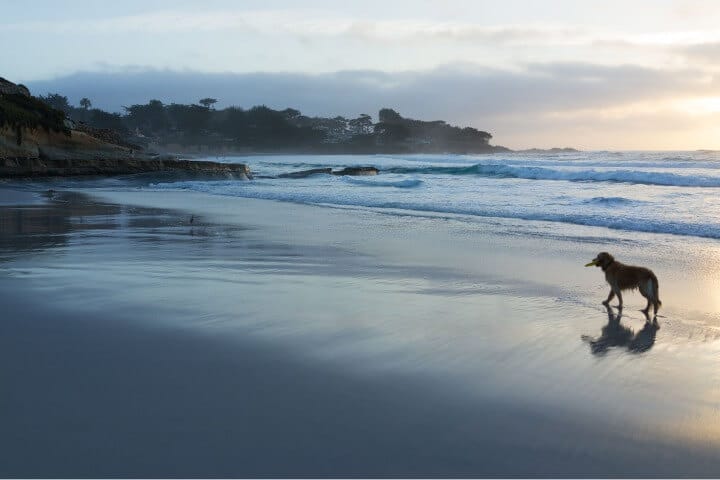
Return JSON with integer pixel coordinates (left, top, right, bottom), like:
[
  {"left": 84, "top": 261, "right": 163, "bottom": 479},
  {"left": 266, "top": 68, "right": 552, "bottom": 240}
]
[{"left": 1, "top": 186, "right": 719, "bottom": 476}]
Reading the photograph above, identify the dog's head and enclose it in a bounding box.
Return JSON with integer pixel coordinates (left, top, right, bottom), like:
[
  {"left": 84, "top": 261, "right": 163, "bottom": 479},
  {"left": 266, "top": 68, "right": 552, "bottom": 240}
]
[{"left": 585, "top": 252, "right": 614, "bottom": 269}]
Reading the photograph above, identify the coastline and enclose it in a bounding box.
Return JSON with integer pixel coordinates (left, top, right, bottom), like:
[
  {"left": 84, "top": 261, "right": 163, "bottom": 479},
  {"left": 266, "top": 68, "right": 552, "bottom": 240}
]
[
  {"left": 0, "top": 156, "right": 251, "bottom": 178},
  {"left": 1, "top": 186, "right": 719, "bottom": 477}
]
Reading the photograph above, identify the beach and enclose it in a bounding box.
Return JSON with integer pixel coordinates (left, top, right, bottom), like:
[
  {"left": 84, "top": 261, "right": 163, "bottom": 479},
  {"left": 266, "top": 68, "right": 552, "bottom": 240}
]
[{"left": 1, "top": 180, "right": 719, "bottom": 477}]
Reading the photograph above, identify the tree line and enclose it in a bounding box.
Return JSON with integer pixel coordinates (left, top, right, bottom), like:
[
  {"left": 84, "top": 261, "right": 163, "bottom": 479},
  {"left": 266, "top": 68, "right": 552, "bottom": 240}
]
[{"left": 37, "top": 94, "right": 496, "bottom": 153}]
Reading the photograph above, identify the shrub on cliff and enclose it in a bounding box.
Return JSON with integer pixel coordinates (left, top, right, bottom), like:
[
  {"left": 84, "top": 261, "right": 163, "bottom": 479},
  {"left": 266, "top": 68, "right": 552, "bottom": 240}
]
[{"left": 0, "top": 93, "right": 70, "bottom": 144}]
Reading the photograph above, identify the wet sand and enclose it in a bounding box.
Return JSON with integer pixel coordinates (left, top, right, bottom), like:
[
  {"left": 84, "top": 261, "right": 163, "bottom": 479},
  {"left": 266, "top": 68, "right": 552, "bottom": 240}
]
[{"left": 0, "top": 188, "right": 719, "bottom": 477}]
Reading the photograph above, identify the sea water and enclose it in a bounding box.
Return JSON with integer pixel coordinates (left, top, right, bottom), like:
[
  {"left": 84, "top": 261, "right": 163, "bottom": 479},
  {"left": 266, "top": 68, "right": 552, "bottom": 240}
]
[{"left": 149, "top": 151, "right": 720, "bottom": 240}]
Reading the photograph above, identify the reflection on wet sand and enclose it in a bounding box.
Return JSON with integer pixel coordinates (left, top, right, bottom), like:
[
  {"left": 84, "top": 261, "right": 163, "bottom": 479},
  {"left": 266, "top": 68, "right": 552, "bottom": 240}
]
[
  {"left": 0, "top": 192, "right": 121, "bottom": 256},
  {"left": 582, "top": 305, "right": 659, "bottom": 355},
  {"left": 0, "top": 191, "right": 231, "bottom": 264},
  {"left": 1, "top": 187, "right": 719, "bottom": 477},
  {"left": 0, "top": 191, "right": 337, "bottom": 278}
]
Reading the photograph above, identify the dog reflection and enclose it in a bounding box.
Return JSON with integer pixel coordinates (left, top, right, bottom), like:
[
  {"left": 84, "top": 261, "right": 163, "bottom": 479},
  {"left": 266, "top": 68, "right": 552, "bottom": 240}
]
[{"left": 581, "top": 306, "right": 658, "bottom": 355}]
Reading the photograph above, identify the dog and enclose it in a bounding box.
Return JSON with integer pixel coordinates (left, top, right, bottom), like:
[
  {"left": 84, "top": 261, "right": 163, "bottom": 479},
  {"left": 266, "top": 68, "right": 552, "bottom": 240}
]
[{"left": 585, "top": 252, "right": 661, "bottom": 318}]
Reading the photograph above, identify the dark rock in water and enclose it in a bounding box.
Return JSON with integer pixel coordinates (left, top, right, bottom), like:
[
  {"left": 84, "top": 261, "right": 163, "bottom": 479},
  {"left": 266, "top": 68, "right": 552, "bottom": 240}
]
[
  {"left": 278, "top": 167, "right": 333, "bottom": 179},
  {"left": 277, "top": 166, "right": 379, "bottom": 179},
  {"left": 332, "top": 167, "right": 379, "bottom": 176}
]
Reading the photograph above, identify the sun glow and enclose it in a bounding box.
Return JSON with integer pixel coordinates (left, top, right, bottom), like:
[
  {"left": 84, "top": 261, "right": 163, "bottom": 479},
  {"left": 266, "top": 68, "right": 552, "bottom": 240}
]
[{"left": 677, "top": 97, "right": 720, "bottom": 115}]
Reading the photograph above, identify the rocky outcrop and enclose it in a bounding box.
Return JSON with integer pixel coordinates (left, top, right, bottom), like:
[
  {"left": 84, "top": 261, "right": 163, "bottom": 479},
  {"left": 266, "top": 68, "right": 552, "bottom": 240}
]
[
  {"left": 0, "top": 126, "right": 251, "bottom": 179},
  {"left": 0, "top": 125, "right": 145, "bottom": 161},
  {"left": 73, "top": 122, "right": 142, "bottom": 150},
  {"left": 0, "top": 77, "right": 251, "bottom": 179},
  {"left": 0, "top": 77, "right": 30, "bottom": 97},
  {"left": 278, "top": 168, "right": 333, "bottom": 178},
  {"left": 332, "top": 167, "right": 379, "bottom": 176},
  {"left": 0, "top": 156, "right": 251, "bottom": 179},
  {"left": 277, "top": 166, "right": 379, "bottom": 178}
]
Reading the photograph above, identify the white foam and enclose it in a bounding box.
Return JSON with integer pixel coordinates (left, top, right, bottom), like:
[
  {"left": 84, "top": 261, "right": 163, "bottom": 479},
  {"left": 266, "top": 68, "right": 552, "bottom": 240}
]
[
  {"left": 149, "top": 178, "right": 720, "bottom": 239},
  {"left": 147, "top": 152, "right": 720, "bottom": 241},
  {"left": 387, "top": 163, "right": 720, "bottom": 187}
]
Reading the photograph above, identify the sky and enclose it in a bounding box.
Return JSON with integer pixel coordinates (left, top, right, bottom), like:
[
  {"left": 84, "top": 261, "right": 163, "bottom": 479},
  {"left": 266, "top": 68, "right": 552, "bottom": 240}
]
[{"left": 4, "top": 0, "right": 720, "bottom": 149}]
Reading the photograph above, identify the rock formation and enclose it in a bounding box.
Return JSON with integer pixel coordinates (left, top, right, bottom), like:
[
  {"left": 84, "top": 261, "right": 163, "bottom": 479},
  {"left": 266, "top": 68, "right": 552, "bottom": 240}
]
[
  {"left": 0, "top": 156, "right": 251, "bottom": 179},
  {"left": 0, "top": 77, "right": 250, "bottom": 178}
]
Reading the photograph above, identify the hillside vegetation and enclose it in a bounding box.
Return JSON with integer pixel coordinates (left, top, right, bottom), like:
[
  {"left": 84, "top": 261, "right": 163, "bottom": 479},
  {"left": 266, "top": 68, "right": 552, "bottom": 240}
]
[
  {"left": 41, "top": 93, "right": 505, "bottom": 153},
  {"left": 0, "top": 91, "right": 69, "bottom": 145}
]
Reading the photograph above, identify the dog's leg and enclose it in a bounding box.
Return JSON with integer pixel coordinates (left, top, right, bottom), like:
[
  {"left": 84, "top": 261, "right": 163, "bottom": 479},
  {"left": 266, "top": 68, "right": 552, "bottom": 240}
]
[
  {"left": 615, "top": 288, "right": 623, "bottom": 310},
  {"left": 639, "top": 280, "right": 652, "bottom": 316},
  {"left": 652, "top": 277, "right": 661, "bottom": 318},
  {"left": 602, "top": 289, "right": 615, "bottom": 306},
  {"left": 641, "top": 297, "right": 651, "bottom": 316}
]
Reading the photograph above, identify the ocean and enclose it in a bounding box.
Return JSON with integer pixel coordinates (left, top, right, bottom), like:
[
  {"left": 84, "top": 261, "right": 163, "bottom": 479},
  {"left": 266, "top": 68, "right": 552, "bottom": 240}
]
[{"left": 147, "top": 151, "right": 720, "bottom": 240}]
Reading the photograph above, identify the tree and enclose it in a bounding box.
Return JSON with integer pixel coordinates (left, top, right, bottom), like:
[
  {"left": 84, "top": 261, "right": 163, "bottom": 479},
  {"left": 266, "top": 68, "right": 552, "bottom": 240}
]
[
  {"left": 376, "top": 122, "right": 410, "bottom": 144},
  {"left": 124, "top": 100, "right": 168, "bottom": 133},
  {"left": 90, "top": 109, "right": 127, "bottom": 133},
  {"left": 79, "top": 97, "right": 92, "bottom": 110},
  {"left": 245, "top": 105, "right": 295, "bottom": 146},
  {"left": 38, "top": 93, "right": 71, "bottom": 114},
  {"left": 216, "top": 107, "right": 248, "bottom": 142},
  {"left": 349, "top": 114, "right": 373, "bottom": 135},
  {"left": 198, "top": 98, "right": 217, "bottom": 109},
  {"left": 379, "top": 108, "right": 403, "bottom": 123},
  {"left": 281, "top": 108, "right": 301, "bottom": 122},
  {"left": 167, "top": 103, "right": 211, "bottom": 136}
]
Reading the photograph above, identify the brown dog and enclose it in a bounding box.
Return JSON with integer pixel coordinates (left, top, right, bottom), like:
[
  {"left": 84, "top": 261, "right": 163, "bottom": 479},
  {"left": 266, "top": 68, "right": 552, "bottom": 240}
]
[{"left": 585, "top": 252, "right": 661, "bottom": 317}]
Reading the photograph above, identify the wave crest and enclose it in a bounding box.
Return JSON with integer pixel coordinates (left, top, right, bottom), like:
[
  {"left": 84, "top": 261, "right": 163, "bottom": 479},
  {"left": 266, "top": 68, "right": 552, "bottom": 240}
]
[
  {"left": 341, "top": 177, "right": 423, "bottom": 188},
  {"left": 385, "top": 163, "right": 720, "bottom": 187},
  {"left": 583, "top": 197, "right": 641, "bottom": 206}
]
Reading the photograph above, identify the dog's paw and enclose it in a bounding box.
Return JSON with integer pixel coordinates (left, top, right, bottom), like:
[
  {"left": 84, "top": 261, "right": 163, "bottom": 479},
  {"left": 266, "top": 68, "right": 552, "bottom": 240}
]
[{"left": 602, "top": 300, "right": 609, "bottom": 306}]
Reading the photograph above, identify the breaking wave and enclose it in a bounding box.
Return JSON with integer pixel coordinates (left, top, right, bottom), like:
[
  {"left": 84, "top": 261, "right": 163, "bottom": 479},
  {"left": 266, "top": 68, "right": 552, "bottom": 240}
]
[
  {"left": 149, "top": 180, "right": 720, "bottom": 239},
  {"left": 341, "top": 177, "right": 423, "bottom": 188},
  {"left": 384, "top": 163, "right": 720, "bottom": 187},
  {"left": 582, "top": 197, "right": 643, "bottom": 206}
]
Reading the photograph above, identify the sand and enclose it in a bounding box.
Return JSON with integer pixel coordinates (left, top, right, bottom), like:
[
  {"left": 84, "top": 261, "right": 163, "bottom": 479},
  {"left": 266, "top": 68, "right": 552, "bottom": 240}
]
[{"left": 0, "top": 187, "right": 719, "bottom": 477}]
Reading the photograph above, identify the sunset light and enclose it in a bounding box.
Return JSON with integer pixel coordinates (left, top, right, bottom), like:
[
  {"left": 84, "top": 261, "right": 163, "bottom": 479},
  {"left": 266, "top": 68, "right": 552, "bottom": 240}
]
[{"left": 2, "top": 2, "right": 720, "bottom": 477}]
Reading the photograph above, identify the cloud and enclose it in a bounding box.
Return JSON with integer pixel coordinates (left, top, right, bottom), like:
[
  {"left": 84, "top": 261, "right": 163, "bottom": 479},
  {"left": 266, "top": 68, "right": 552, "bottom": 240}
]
[
  {"left": 28, "top": 63, "right": 712, "bottom": 112},
  {"left": 680, "top": 42, "right": 720, "bottom": 63},
  {"left": 7, "top": 7, "right": 718, "bottom": 49},
  {"left": 8, "top": 6, "right": 720, "bottom": 81}
]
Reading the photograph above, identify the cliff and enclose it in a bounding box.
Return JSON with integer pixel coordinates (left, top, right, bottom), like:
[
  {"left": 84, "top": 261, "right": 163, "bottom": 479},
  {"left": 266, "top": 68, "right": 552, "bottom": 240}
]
[
  {"left": 0, "top": 125, "right": 132, "bottom": 160},
  {"left": 0, "top": 77, "right": 250, "bottom": 179},
  {"left": 0, "top": 77, "right": 31, "bottom": 97},
  {"left": 0, "top": 155, "right": 251, "bottom": 178}
]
